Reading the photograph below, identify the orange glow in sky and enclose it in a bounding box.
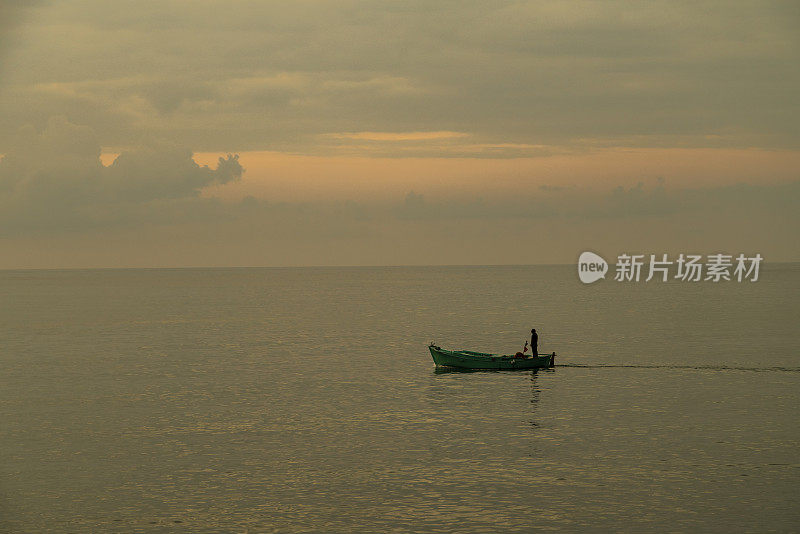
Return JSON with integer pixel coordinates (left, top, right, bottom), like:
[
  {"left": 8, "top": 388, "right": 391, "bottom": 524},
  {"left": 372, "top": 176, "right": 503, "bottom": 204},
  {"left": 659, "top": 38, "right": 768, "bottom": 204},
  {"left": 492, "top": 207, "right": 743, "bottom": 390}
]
[{"left": 186, "top": 148, "right": 800, "bottom": 203}]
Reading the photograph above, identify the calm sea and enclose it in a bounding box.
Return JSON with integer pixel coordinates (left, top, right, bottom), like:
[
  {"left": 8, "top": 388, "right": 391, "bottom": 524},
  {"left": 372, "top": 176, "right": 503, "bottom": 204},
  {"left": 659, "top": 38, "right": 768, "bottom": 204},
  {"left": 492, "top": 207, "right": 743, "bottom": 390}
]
[{"left": 0, "top": 265, "right": 798, "bottom": 532}]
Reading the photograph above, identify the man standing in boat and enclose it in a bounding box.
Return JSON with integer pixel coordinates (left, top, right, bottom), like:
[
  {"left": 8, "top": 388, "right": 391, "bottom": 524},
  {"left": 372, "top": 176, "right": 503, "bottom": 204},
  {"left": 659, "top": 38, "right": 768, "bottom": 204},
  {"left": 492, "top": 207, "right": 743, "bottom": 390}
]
[{"left": 531, "top": 328, "right": 538, "bottom": 356}]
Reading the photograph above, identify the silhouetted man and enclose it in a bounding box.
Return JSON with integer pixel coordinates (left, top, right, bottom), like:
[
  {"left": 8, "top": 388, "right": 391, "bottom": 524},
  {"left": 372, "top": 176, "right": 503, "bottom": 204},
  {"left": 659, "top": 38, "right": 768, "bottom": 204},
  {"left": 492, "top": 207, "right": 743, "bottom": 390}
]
[{"left": 531, "top": 328, "right": 538, "bottom": 356}]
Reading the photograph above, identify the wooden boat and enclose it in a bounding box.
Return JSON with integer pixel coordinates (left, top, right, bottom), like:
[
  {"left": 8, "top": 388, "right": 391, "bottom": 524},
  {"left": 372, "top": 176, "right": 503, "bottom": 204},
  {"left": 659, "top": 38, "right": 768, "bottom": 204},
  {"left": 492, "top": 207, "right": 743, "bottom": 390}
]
[{"left": 428, "top": 344, "right": 555, "bottom": 370}]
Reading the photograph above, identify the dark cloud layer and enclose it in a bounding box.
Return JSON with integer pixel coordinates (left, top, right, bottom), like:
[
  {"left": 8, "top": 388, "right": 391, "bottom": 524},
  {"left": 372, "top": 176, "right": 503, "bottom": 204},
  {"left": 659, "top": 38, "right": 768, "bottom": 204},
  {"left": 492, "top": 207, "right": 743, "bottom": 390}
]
[
  {"left": 396, "top": 180, "right": 800, "bottom": 222},
  {"left": 0, "top": 1, "right": 797, "bottom": 153},
  {"left": 0, "top": 3, "right": 797, "bottom": 266},
  {"left": 0, "top": 117, "right": 242, "bottom": 234},
  {"left": 1, "top": 118, "right": 796, "bottom": 262}
]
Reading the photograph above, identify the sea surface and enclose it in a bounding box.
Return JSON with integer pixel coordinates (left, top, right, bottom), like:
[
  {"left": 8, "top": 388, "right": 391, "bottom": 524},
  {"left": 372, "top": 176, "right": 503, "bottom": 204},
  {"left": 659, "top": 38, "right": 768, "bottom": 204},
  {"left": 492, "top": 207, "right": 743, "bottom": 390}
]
[{"left": 0, "top": 265, "right": 798, "bottom": 532}]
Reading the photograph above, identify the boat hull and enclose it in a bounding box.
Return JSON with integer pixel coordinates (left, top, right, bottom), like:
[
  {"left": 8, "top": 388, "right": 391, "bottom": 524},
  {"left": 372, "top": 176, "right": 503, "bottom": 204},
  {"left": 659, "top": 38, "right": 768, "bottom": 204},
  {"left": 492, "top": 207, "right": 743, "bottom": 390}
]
[{"left": 429, "top": 345, "right": 554, "bottom": 370}]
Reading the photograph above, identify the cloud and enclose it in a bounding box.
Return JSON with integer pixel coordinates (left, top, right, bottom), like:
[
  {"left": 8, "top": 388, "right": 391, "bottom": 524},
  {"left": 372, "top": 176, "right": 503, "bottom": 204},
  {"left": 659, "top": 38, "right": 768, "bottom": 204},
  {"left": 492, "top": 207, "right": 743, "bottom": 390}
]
[
  {"left": 0, "top": 1, "right": 42, "bottom": 56},
  {"left": 2, "top": 119, "right": 795, "bottom": 237},
  {"left": 327, "top": 131, "right": 469, "bottom": 142},
  {"left": 0, "top": 118, "right": 797, "bottom": 267},
  {"left": 0, "top": 117, "right": 243, "bottom": 234},
  {"left": 392, "top": 177, "right": 800, "bottom": 223},
  {"left": 105, "top": 147, "right": 241, "bottom": 202},
  {"left": 0, "top": 2, "right": 797, "bottom": 153}
]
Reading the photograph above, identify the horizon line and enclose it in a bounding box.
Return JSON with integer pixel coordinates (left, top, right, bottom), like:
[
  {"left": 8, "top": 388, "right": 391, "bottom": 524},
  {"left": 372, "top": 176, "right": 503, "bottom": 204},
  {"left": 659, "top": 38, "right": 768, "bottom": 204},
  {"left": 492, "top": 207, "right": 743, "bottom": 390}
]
[{"left": 1, "top": 260, "right": 797, "bottom": 272}]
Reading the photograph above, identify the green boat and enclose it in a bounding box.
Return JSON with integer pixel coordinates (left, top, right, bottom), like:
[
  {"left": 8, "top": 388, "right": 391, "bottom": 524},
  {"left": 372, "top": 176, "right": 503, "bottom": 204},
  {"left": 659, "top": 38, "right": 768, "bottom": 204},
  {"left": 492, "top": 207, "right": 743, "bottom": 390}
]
[{"left": 428, "top": 344, "right": 555, "bottom": 370}]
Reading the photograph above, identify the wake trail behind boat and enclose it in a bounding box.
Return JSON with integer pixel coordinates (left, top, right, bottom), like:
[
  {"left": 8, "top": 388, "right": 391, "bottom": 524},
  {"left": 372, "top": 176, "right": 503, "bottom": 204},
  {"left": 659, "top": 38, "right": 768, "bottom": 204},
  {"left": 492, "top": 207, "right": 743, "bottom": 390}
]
[{"left": 555, "top": 363, "right": 800, "bottom": 373}]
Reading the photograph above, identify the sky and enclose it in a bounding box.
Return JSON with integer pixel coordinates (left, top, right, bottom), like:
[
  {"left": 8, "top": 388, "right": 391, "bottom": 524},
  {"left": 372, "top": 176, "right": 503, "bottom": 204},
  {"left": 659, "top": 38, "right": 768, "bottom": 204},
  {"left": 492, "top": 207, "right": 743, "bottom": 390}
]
[{"left": 0, "top": 0, "right": 798, "bottom": 268}]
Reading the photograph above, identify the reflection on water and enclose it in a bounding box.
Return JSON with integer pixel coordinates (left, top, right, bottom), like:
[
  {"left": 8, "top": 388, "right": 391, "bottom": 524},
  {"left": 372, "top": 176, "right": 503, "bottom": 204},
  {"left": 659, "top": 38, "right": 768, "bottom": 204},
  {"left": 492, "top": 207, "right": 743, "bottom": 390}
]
[
  {"left": 432, "top": 366, "right": 556, "bottom": 374},
  {"left": 528, "top": 372, "right": 541, "bottom": 430}
]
